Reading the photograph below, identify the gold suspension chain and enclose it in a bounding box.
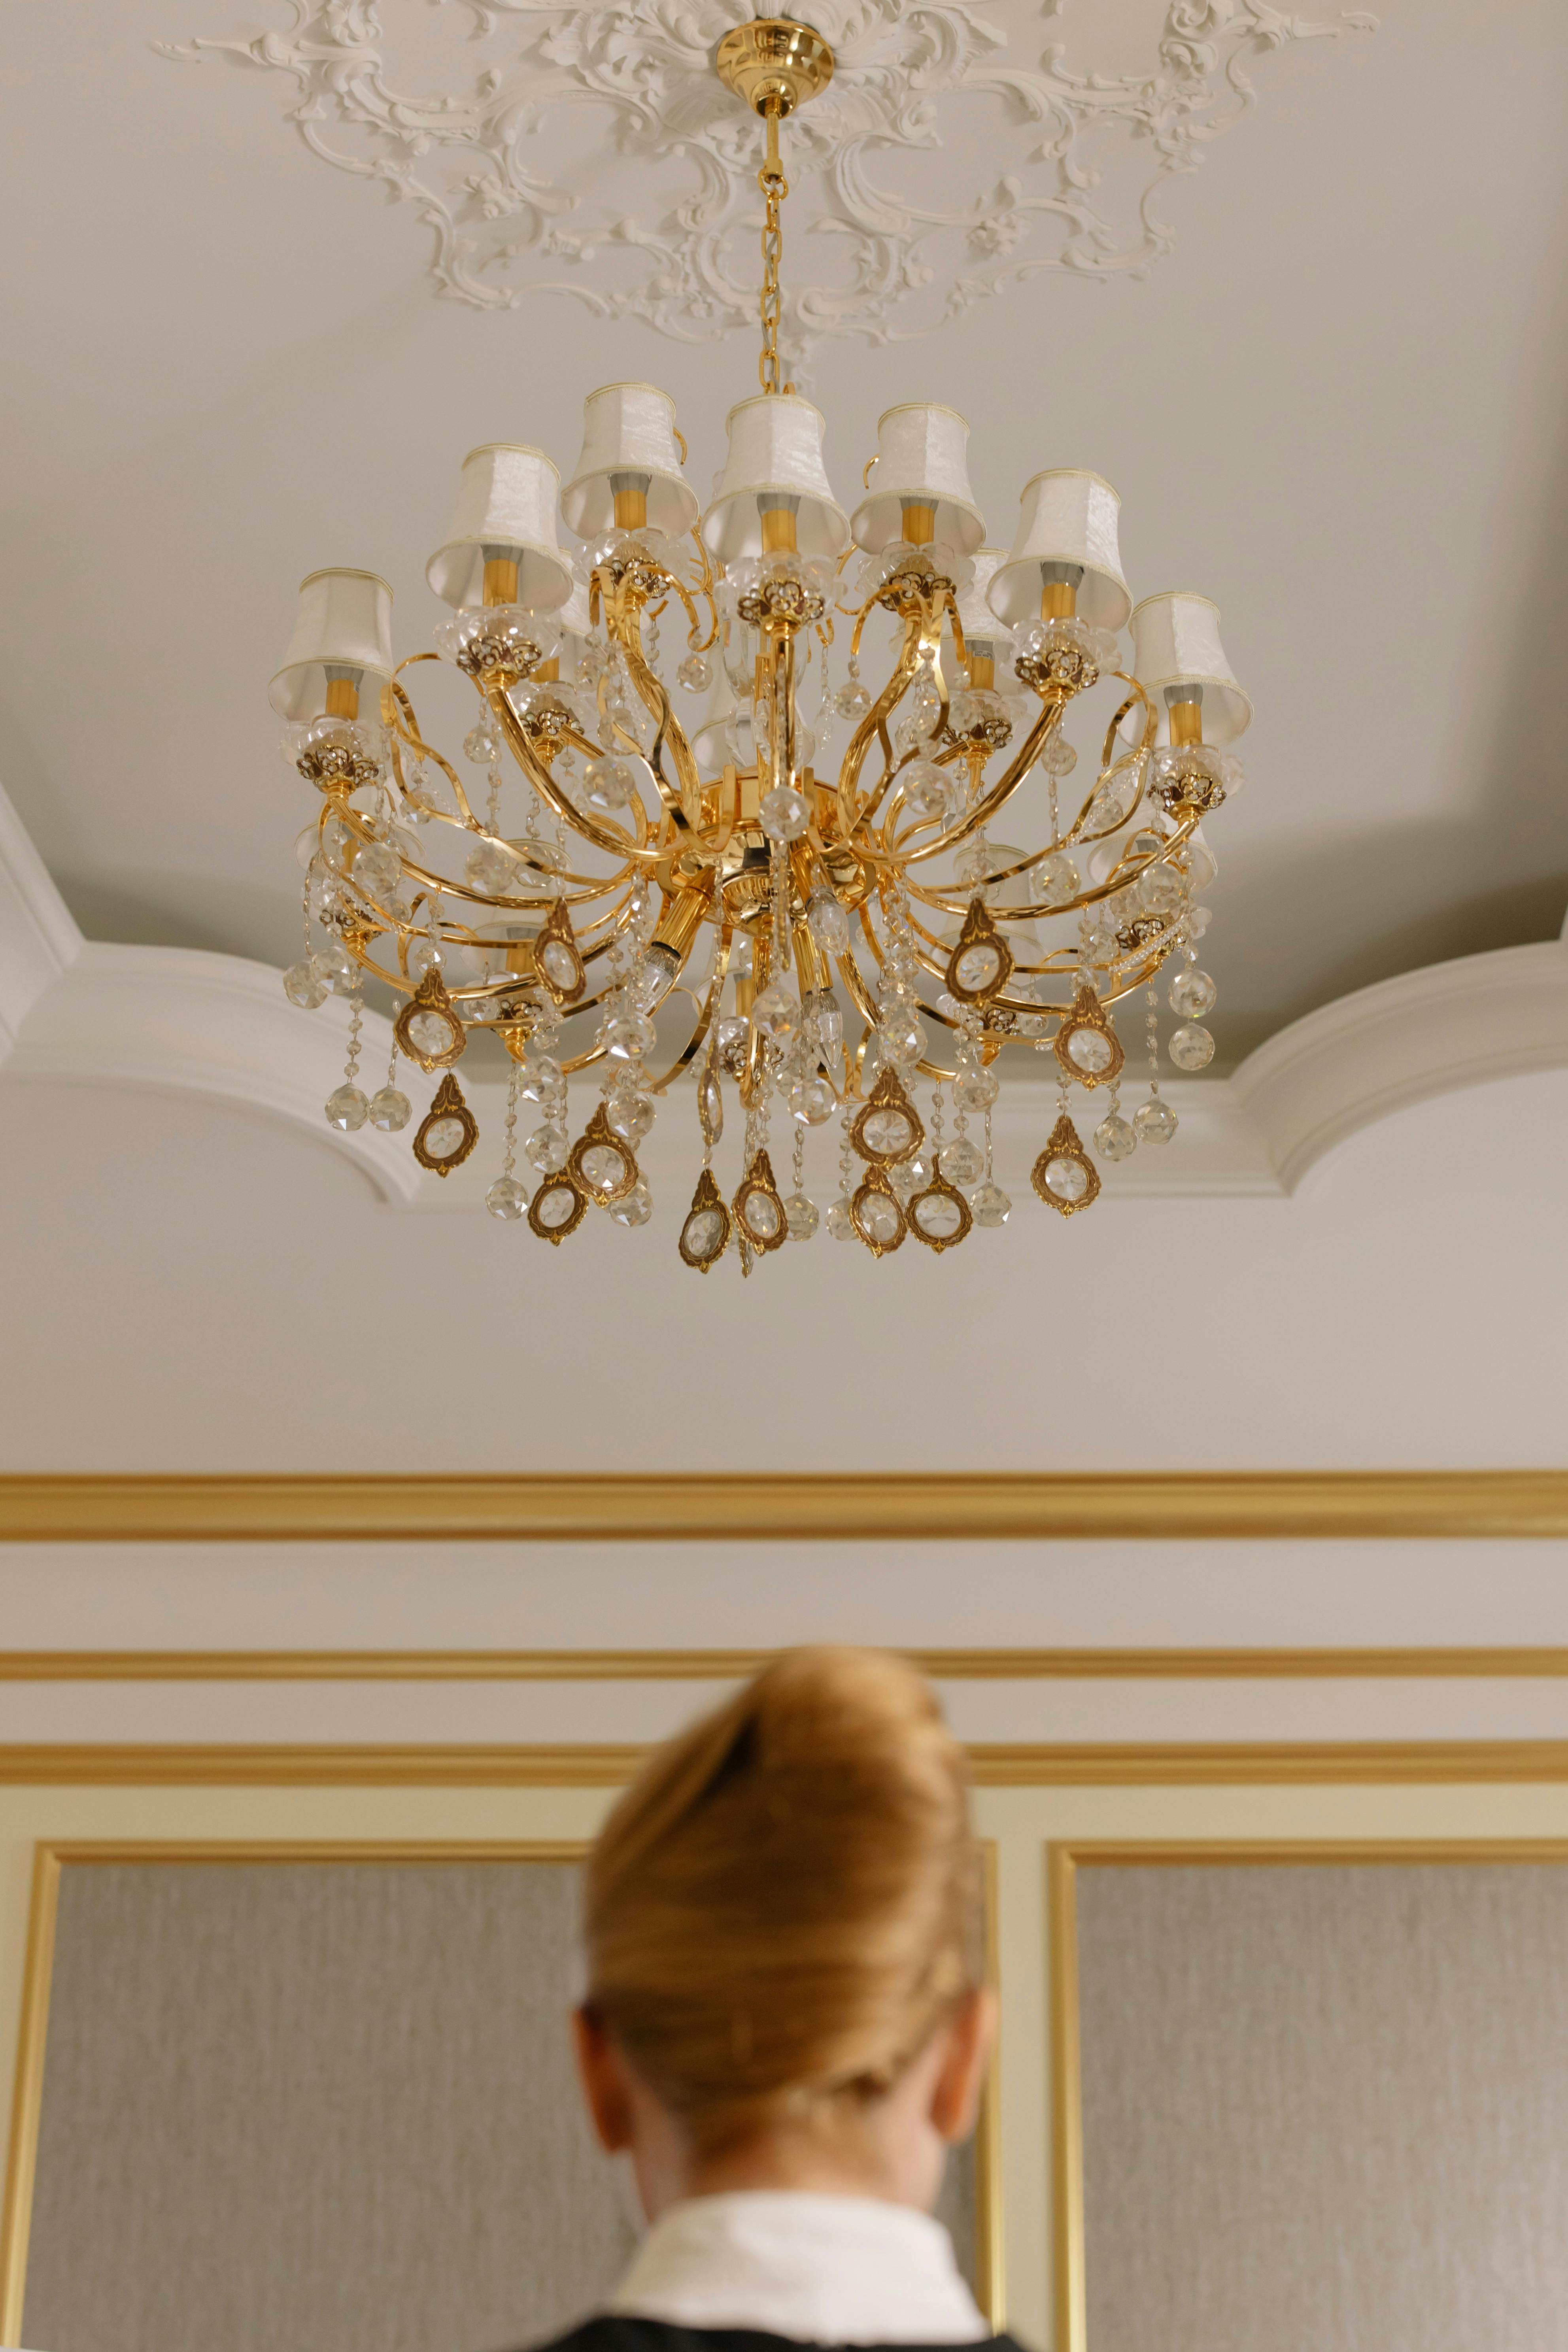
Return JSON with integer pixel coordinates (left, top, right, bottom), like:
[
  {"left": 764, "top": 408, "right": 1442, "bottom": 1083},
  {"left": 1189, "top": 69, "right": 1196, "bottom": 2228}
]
[{"left": 758, "top": 100, "right": 792, "bottom": 396}]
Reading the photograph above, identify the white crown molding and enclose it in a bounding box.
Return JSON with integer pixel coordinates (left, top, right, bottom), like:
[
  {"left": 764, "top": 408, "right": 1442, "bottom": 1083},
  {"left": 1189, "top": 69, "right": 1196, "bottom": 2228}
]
[
  {"left": 1, "top": 783, "right": 1563, "bottom": 1212},
  {"left": 158, "top": 0, "right": 1375, "bottom": 363}
]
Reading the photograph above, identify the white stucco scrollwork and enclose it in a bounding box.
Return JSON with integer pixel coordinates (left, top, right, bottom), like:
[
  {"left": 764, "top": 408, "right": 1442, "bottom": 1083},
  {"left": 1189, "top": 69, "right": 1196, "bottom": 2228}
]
[{"left": 160, "top": 0, "right": 1375, "bottom": 366}]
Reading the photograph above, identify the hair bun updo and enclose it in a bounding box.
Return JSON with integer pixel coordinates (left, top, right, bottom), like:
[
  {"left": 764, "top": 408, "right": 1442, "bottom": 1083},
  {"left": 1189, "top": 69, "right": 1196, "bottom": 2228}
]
[{"left": 582, "top": 1645, "right": 981, "bottom": 2155}]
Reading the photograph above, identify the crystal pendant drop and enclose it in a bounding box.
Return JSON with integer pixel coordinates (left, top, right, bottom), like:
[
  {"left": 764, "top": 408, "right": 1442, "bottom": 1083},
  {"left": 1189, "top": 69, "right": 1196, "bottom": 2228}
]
[
  {"left": 284, "top": 960, "right": 329, "bottom": 1009},
  {"left": 523, "top": 1124, "right": 570, "bottom": 1174},
  {"left": 1167, "top": 1024, "right": 1215, "bottom": 1071},
  {"left": 609, "top": 1180, "right": 654, "bottom": 1228},
  {"left": 759, "top": 784, "right": 810, "bottom": 842},
  {"left": 789, "top": 1074, "right": 837, "bottom": 1126},
  {"left": 939, "top": 1136, "right": 984, "bottom": 1185},
  {"left": 1093, "top": 1112, "right": 1137, "bottom": 1161},
  {"left": 1134, "top": 1098, "right": 1179, "bottom": 1145},
  {"left": 1169, "top": 966, "right": 1217, "bottom": 1019},
  {"left": 968, "top": 1178, "right": 1011, "bottom": 1227},
  {"left": 368, "top": 1086, "right": 412, "bottom": 1132},
  {"left": 805, "top": 888, "right": 851, "bottom": 954},
  {"left": 751, "top": 983, "right": 795, "bottom": 1043},
  {"left": 677, "top": 653, "right": 711, "bottom": 693},
  {"left": 325, "top": 1084, "right": 369, "bottom": 1131},
  {"left": 826, "top": 1196, "right": 856, "bottom": 1240},
  {"left": 784, "top": 1191, "right": 819, "bottom": 1241},
  {"left": 486, "top": 1175, "right": 528, "bottom": 1219}
]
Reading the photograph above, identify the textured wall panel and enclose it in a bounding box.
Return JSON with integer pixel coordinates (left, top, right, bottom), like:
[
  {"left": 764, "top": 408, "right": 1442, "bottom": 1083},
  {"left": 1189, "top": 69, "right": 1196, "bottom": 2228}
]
[
  {"left": 22, "top": 1859, "right": 978, "bottom": 2352},
  {"left": 1077, "top": 1865, "right": 1568, "bottom": 2352}
]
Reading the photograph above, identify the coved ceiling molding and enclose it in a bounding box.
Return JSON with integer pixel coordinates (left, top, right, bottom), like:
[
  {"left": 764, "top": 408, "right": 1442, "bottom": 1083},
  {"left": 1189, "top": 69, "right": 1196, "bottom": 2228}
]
[
  {"left": 2, "top": 784, "right": 1562, "bottom": 1212},
  {"left": 159, "top": 0, "right": 1375, "bottom": 366}
]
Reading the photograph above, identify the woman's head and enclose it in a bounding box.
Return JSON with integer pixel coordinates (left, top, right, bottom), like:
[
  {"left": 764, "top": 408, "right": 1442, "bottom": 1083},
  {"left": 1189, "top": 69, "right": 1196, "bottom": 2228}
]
[{"left": 574, "top": 1645, "right": 991, "bottom": 2212}]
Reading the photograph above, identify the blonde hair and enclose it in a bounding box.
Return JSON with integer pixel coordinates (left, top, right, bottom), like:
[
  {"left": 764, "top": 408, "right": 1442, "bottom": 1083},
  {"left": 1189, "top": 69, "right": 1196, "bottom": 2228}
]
[{"left": 582, "top": 1644, "right": 981, "bottom": 2155}]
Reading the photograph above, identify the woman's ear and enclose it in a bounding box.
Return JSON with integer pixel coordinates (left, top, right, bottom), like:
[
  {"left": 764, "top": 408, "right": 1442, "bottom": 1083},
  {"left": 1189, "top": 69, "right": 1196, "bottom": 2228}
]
[
  {"left": 572, "top": 2004, "right": 637, "bottom": 2154},
  {"left": 929, "top": 1986, "right": 997, "bottom": 2144}
]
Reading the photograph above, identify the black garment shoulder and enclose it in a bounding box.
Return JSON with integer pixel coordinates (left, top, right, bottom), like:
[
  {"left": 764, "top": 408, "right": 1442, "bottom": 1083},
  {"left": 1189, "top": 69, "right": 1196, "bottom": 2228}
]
[{"left": 518, "top": 2317, "right": 1031, "bottom": 2352}]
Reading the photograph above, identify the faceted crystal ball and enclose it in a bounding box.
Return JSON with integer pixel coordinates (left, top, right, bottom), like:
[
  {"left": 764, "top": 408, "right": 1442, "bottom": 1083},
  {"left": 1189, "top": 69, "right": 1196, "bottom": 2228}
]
[
  {"left": 889, "top": 1151, "right": 932, "bottom": 1206},
  {"left": 524, "top": 1124, "right": 570, "bottom": 1174},
  {"left": 835, "top": 678, "right": 872, "bottom": 722},
  {"left": 284, "top": 960, "right": 329, "bottom": 1010},
  {"left": 517, "top": 1054, "right": 563, "bottom": 1103},
  {"left": 465, "top": 721, "right": 500, "bottom": 765},
  {"left": 952, "top": 1065, "right": 999, "bottom": 1112},
  {"left": 1168, "top": 1024, "right": 1215, "bottom": 1071},
  {"left": 353, "top": 843, "right": 401, "bottom": 900},
  {"left": 1041, "top": 735, "right": 1078, "bottom": 777},
  {"left": 325, "top": 1084, "right": 368, "bottom": 1132},
  {"left": 407, "top": 936, "right": 444, "bottom": 982},
  {"left": 583, "top": 756, "right": 637, "bottom": 814},
  {"left": 610, "top": 1181, "right": 653, "bottom": 1227},
  {"left": 940, "top": 1136, "right": 984, "bottom": 1186},
  {"left": 486, "top": 1176, "right": 528, "bottom": 1220},
  {"left": 605, "top": 1091, "right": 655, "bottom": 1144},
  {"left": 603, "top": 1011, "right": 656, "bottom": 1060},
  {"left": 784, "top": 1191, "right": 820, "bottom": 1241},
  {"left": 676, "top": 654, "right": 711, "bottom": 693},
  {"left": 1035, "top": 853, "right": 1080, "bottom": 908},
  {"left": 901, "top": 760, "right": 951, "bottom": 822},
  {"left": 466, "top": 842, "right": 518, "bottom": 894},
  {"left": 826, "top": 1196, "right": 856, "bottom": 1240},
  {"left": 790, "top": 1075, "right": 837, "bottom": 1126},
  {"left": 750, "top": 984, "right": 796, "bottom": 1044},
  {"left": 759, "top": 785, "right": 810, "bottom": 843},
  {"left": 1169, "top": 967, "right": 1217, "bottom": 1019},
  {"left": 967, "top": 1179, "right": 1011, "bottom": 1227},
  {"left": 1134, "top": 1098, "right": 1179, "bottom": 1145},
  {"left": 879, "top": 1008, "right": 927, "bottom": 1066},
  {"left": 368, "top": 1087, "right": 412, "bottom": 1133},
  {"left": 1093, "top": 1113, "right": 1137, "bottom": 1162}
]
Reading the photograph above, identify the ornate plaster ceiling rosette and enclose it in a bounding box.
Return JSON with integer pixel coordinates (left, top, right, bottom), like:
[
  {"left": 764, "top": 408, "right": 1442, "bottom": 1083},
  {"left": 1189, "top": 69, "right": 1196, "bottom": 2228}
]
[{"left": 164, "top": 1, "right": 1374, "bottom": 365}]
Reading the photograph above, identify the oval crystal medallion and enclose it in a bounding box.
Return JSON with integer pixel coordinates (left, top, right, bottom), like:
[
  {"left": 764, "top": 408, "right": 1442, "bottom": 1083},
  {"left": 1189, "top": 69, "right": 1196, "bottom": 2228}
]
[
  {"left": 413, "top": 1073, "right": 479, "bottom": 1176},
  {"left": 731, "top": 1150, "right": 788, "bottom": 1255},
  {"left": 568, "top": 1106, "right": 637, "bottom": 1205},
  {"left": 851, "top": 1068, "right": 925, "bottom": 1166},
  {"left": 395, "top": 969, "right": 468, "bottom": 1072},
  {"left": 851, "top": 1174, "right": 907, "bottom": 1256},
  {"left": 907, "top": 1179, "right": 972, "bottom": 1254},
  {"left": 1066, "top": 1027, "right": 1114, "bottom": 1075},
  {"left": 529, "top": 1176, "right": 587, "bottom": 1243},
  {"left": 1044, "top": 1154, "right": 1089, "bottom": 1202},
  {"left": 408, "top": 1010, "right": 455, "bottom": 1056},
  {"left": 955, "top": 943, "right": 1003, "bottom": 993},
  {"left": 1031, "top": 1113, "right": 1100, "bottom": 1215},
  {"left": 678, "top": 1168, "right": 731, "bottom": 1273},
  {"left": 743, "top": 1191, "right": 782, "bottom": 1240}
]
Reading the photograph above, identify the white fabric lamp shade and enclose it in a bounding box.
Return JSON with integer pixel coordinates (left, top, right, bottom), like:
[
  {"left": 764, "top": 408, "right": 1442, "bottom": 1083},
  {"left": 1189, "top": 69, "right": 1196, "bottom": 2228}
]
[
  {"left": 851, "top": 403, "right": 985, "bottom": 554},
  {"left": 426, "top": 444, "right": 574, "bottom": 612},
  {"left": 948, "top": 549, "right": 1024, "bottom": 695},
  {"left": 1129, "top": 591, "right": 1251, "bottom": 744},
  {"left": 988, "top": 469, "right": 1132, "bottom": 632},
  {"left": 702, "top": 395, "right": 849, "bottom": 562},
  {"left": 557, "top": 579, "right": 593, "bottom": 639},
  {"left": 561, "top": 383, "right": 699, "bottom": 541},
  {"left": 268, "top": 569, "right": 393, "bottom": 720}
]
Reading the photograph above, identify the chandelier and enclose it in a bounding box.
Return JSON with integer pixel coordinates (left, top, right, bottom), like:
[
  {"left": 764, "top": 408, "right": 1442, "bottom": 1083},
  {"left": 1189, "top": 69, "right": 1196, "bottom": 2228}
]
[{"left": 268, "top": 19, "right": 1251, "bottom": 1270}]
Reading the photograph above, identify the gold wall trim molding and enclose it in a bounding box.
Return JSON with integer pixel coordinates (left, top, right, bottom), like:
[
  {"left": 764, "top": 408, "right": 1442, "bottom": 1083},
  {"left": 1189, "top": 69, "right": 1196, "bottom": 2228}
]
[
  {"left": 6, "top": 1741, "right": 1568, "bottom": 1786},
  {"left": 6, "top": 1645, "right": 1568, "bottom": 1681},
  {"left": 1047, "top": 1838, "right": 1568, "bottom": 2352},
  {"left": 4, "top": 1469, "right": 1568, "bottom": 1543},
  {"left": 0, "top": 1846, "right": 57, "bottom": 2347}
]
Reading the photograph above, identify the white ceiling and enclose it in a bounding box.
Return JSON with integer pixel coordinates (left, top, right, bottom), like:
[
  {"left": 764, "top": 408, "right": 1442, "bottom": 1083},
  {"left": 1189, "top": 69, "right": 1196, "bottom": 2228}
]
[{"left": 1, "top": 0, "right": 1565, "bottom": 1069}]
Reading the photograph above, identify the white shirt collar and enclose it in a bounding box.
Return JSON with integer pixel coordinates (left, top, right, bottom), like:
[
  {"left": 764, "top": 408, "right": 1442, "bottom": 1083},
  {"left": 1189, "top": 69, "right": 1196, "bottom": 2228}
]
[{"left": 609, "top": 2191, "right": 990, "bottom": 2346}]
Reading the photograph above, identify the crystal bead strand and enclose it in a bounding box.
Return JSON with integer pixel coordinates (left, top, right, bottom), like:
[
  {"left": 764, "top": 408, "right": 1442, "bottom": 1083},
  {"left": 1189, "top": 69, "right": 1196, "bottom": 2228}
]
[
  {"left": 1134, "top": 983, "right": 1178, "bottom": 1145},
  {"left": 827, "top": 1107, "right": 855, "bottom": 1239},
  {"left": 520, "top": 994, "right": 569, "bottom": 1177},
  {"left": 370, "top": 1041, "right": 411, "bottom": 1133},
  {"left": 486, "top": 1065, "right": 527, "bottom": 1218},
  {"left": 326, "top": 993, "right": 369, "bottom": 1130},
  {"left": 284, "top": 890, "right": 330, "bottom": 1008},
  {"left": 785, "top": 1118, "right": 818, "bottom": 1239}
]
